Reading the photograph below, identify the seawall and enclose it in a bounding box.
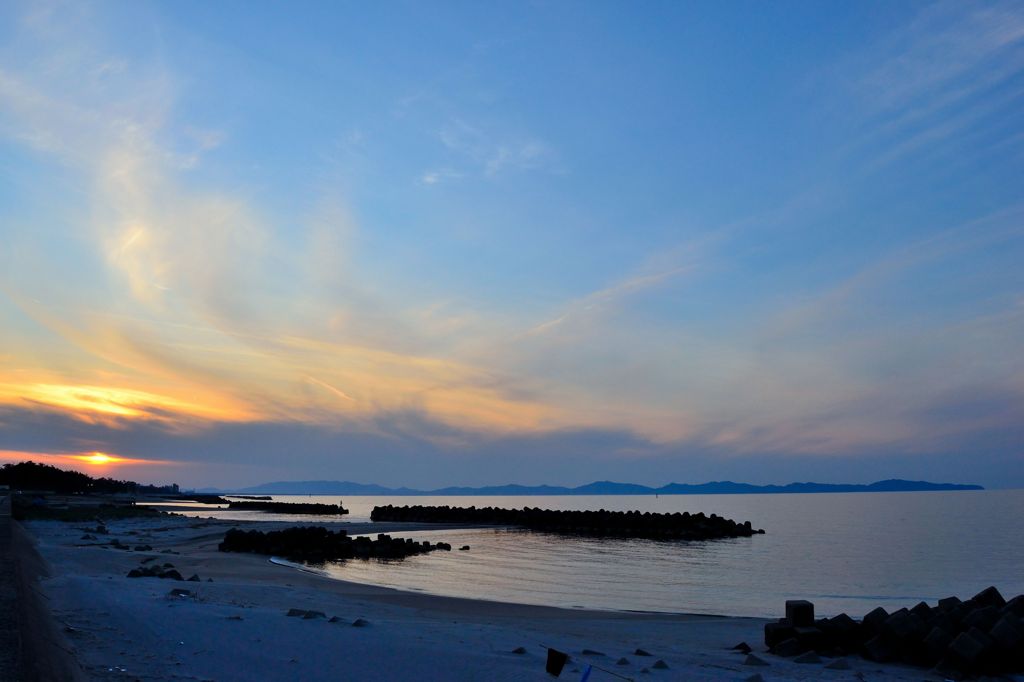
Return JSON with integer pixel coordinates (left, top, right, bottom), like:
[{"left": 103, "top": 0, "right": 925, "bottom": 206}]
[{"left": 1, "top": 495, "right": 85, "bottom": 681}]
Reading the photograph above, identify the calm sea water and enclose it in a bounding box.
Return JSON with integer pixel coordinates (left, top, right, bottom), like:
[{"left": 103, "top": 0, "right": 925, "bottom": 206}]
[{"left": 173, "top": 490, "right": 1024, "bottom": 618}]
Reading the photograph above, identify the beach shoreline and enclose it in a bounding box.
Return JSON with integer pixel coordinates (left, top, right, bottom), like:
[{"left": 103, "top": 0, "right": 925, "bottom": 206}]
[{"left": 20, "top": 513, "right": 937, "bottom": 681}]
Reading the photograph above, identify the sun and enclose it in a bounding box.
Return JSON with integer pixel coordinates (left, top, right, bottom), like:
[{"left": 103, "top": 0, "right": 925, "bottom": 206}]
[
  {"left": 43, "top": 451, "right": 168, "bottom": 468},
  {"left": 82, "top": 452, "right": 116, "bottom": 465}
]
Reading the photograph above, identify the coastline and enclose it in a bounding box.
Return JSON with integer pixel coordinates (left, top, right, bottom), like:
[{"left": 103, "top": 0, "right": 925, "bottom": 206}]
[{"left": 23, "top": 513, "right": 937, "bottom": 681}]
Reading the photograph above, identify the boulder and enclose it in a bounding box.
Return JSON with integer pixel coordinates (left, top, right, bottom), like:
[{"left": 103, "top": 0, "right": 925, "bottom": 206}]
[
  {"left": 187, "top": 574, "right": 201, "bottom": 582},
  {"left": 794, "top": 626, "right": 823, "bottom": 651},
  {"left": 1003, "top": 595, "right": 1024, "bottom": 617},
  {"left": 910, "top": 601, "right": 933, "bottom": 620},
  {"left": 511, "top": 647, "right": 527, "bottom": 654},
  {"left": 764, "top": 620, "right": 795, "bottom": 648},
  {"left": 545, "top": 648, "right": 570, "bottom": 676},
  {"left": 990, "top": 615, "right": 1024, "bottom": 651},
  {"left": 352, "top": 618, "right": 370, "bottom": 627},
  {"left": 881, "top": 609, "right": 925, "bottom": 643},
  {"left": 930, "top": 611, "right": 958, "bottom": 635},
  {"left": 827, "top": 612, "right": 861, "bottom": 650},
  {"left": 824, "top": 658, "right": 851, "bottom": 670},
  {"left": 923, "top": 625, "right": 954, "bottom": 659},
  {"left": 633, "top": 648, "right": 651, "bottom": 656},
  {"left": 286, "top": 608, "right": 307, "bottom": 617},
  {"left": 861, "top": 606, "right": 889, "bottom": 635},
  {"left": 652, "top": 659, "right": 669, "bottom": 669},
  {"left": 963, "top": 605, "right": 1000, "bottom": 633},
  {"left": 948, "top": 628, "right": 991, "bottom": 670},
  {"left": 863, "top": 635, "right": 898, "bottom": 663},
  {"left": 938, "top": 596, "right": 963, "bottom": 612},
  {"left": 159, "top": 569, "right": 183, "bottom": 581},
  {"left": 972, "top": 586, "right": 1006, "bottom": 609},
  {"left": 731, "top": 642, "right": 752, "bottom": 654},
  {"left": 946, "top": 602, "right": 971, "bottom": 628},
  {"left": 785, "top": 600, "right": 814, "bottom": 627},
  {"left": 742, "top": 654, "right": 769, "bottom": 666},
  {"left": 771, "top": 637, "right": 805, "bottom": 657},
  {"left": 615, "top": 657, "right": 629, "bottom": 666},
  {"left": 302, "top": 610, "right": 325, "bottom": 619},
  {"left": 879, "top": 610, "right": 927, "bottom": 664}
]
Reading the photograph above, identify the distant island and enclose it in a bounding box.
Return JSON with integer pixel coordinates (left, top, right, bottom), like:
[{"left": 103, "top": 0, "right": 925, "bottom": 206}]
[{"left": 201, "top": 478, "right": 984, "bottom": 496}]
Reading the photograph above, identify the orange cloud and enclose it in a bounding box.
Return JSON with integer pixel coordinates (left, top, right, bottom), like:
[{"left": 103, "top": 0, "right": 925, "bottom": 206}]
[{"left": 0, "top": 381, "right": 255, "bottom": 427}]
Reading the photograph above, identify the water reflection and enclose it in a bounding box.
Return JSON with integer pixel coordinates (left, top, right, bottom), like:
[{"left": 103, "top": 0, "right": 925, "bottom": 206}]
[{"left": 168, "top": 490, "right": 1024, "bottom": 617}]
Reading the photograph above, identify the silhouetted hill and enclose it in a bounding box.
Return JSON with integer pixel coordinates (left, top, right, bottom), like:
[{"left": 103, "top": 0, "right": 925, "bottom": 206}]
[
  {"left": 228, "top": 480, "right": 420, "bottom": 496},
  {"left": 0, "top": 461, "right": 179, "bottom": 495},
  {"left": 655, "top": 479, "right": 983, "bottom": 494},
  {"left": 218, "top": 478, "right": 983, "bottom": 496}
]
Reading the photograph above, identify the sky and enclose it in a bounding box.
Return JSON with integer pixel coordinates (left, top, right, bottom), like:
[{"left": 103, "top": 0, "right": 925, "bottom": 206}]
[{"left": 1, "top": 0, "right": 1022, "bottom": 489}]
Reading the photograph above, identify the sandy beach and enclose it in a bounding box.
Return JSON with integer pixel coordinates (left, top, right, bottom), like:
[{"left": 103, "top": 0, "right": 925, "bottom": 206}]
[{"left": 17, "top": 513, "right": 945, "bottom": 681}]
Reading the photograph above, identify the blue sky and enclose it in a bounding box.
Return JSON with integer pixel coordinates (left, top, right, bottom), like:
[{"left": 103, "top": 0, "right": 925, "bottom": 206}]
[{"left": 0, "top": 0, "right": 1022, "bottom": 488}]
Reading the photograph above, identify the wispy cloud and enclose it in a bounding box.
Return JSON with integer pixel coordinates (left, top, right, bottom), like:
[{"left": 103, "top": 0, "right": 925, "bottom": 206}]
[
  {"left": 1, "top": 1, "right": 1022, "bottom": 482},
  {"left": 521, "top": 264, "right": 694, "bottom": 339},
  {"left": 854, "top": 1, "right": 1024, "bottom": 113},
  {"left": 418, "top": 168, "right": 464, "bottom": 185},
  {"left": 437, "top": 118, "right": 560, "bottom": 178},
  {"left": 833, "top": 0, "right": 1024, "bottom": 168},
  {"left": 0, "top": 5, "right": 577, "bottom": 442}
]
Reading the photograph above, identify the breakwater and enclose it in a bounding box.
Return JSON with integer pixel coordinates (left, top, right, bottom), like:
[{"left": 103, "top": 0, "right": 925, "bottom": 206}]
[
  {"left": 764, "top": 587, "right": 1024, "bottom": 676},
  {"left": 219, "top": 527, "right": 450, "bottom": 562},
  {"left": 226, "top": 501, "right": 348, "bottom": 515},
  {"left": 369, "top": 505, "right": 763, "bottom": 540},
  {"left": 182, "top": 494, "right": 230, "bottom": 504}
]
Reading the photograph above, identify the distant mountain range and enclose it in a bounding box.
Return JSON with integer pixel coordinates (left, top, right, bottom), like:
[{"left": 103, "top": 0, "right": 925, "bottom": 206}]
[{"left": 193, "top": 478, "right": 983, "bottom": 496}]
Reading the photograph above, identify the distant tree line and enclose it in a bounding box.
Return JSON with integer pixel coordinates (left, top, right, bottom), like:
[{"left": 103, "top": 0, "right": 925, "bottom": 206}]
[{"left": 0, "top": 461, "right": 179, "bottom": 496}]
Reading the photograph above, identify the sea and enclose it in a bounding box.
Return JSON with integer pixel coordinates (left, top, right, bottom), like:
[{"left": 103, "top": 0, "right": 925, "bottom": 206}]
[{"left": 162, "top": 489, "right": 1024, "bottom": 618}]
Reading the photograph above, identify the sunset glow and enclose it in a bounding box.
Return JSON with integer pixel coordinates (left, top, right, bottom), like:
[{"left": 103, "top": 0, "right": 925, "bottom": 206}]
[
  {"left": 0, "top": 1, "right": 1022, "bottom": 489},
  {"left": 0, "top": 449, "right": 172, "bottom": 470},
  {"left": 2, "top": 6, "right": 1021, "bottom": 682},
  {"left": 79, "top": 452, "right": 114, "bottom": 465},
  {"left": 0, "top": 381, "right": 256, "bottom": 427}
]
